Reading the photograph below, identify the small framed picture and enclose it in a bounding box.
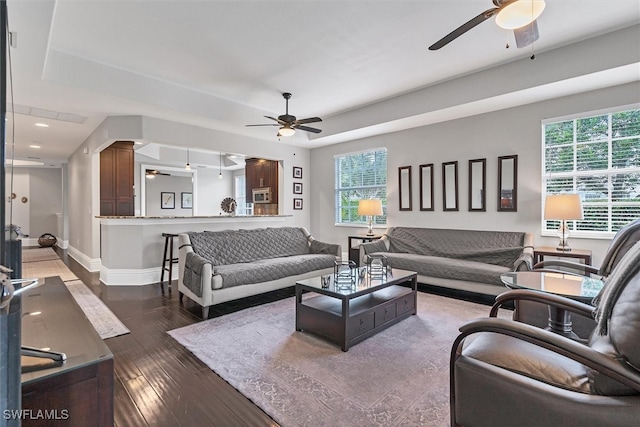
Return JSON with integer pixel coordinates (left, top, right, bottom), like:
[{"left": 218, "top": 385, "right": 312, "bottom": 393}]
[
  {"left": 293, "top": 198, "right": 303, "bottom": 210},
  {"left": 293, "top": 182, "right": 303, "bottom": 194},
  {"left": 161, "top": 192, "right": 175, "bottom": 209},
  {"left": 181, "top": 192, "right": 193, "bottom": 209},
  {"left": 293, "top": 166, "right": 303, "bottom": 179}
]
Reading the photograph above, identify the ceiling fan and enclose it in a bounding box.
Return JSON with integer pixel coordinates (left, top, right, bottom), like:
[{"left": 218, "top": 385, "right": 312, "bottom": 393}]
[
  {"left": 246, "top": 92, "right": 322, "bottom": 137},
  {"left": 145, "top": 169, "right": 170, "bottom": 178},
  {"left": 428, "top": 0, "right": 545, "bottom": 51}
]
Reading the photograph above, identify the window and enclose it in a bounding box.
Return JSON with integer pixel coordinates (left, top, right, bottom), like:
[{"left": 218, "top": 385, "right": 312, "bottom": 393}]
[
  {"left": 335, "top": 148, "right": 387, "bottom": 225},
  {"left": 542, "top": 106, "right": 640, "bottom": 237}
]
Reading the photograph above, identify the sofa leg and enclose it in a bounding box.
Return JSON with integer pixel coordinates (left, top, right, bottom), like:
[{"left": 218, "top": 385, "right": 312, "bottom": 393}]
[
  {"left": 179, "top": 291, "right": 184, "bottom": 304},
  {"left": 202, "top": 306, "right": 209, "bottom": 319}
]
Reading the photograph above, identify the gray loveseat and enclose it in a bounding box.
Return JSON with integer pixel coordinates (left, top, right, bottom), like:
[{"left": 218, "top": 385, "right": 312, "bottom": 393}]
[
  {"left": 178, "top": 227, "right": 340, "bottom": 318},
  {"left": 360, "top": 226, "right": 534, "bottom": 297}
]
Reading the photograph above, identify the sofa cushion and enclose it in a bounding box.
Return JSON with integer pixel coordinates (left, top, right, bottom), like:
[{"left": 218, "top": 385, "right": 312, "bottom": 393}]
[
  {"left": 189, "top": 227, "right": 310, "bottom": 265},
  {"left": 214, "top": 254, "right": 337, "bottom": 288},
  {"left": 375, "top": 252, "right": 510, "bottom": 286},
  {"left": 386, "top": 227, "right": 525, "bottom": 268}
]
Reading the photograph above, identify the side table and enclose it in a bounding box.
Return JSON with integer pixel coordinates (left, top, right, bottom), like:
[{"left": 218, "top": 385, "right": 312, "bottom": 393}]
[
  {"left": 500, "top": 271, "right": 603, "bottom": 340},
  {"left": 533, "top": 246, "right": 592, "bottom": 266},
  {"left": 348, "top": 235, "right": 381, "bottom": 266}
]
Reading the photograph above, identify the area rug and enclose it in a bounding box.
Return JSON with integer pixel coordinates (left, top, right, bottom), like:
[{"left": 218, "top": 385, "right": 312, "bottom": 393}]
[
  {"left": 20, "top": 251, "right": 130, "bottom": 340},
  {"left": 22, "top": 247, "right": 61, "bottom": 263},
  {"left": 169, "top": 292, "right": 509, "bottom": 426},
  {"left": 21, "top": 259, "right": 79, "bottom": 282},
  {"left": 64, "top": 279, "right": 130, "bottom": 339}
]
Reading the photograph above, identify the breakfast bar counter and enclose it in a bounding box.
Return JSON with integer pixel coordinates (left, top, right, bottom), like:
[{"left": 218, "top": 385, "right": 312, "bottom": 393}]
[{"left": 98, "top": 215, "right": 295, "bottom": 286}]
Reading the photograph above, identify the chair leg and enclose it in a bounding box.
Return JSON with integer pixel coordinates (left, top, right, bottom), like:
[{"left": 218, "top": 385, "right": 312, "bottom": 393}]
[
  {"left": 161, "top": 235, "right": 170, "bottom": 283},
  {"left": 202, "top": 306, "right": 209, "bottom": 319},
  {"left": 167, "top": 236, "right": 174, "bottom": 291},
  {"left": 179, "top": 291, "right": 184, "bottom": 304}
]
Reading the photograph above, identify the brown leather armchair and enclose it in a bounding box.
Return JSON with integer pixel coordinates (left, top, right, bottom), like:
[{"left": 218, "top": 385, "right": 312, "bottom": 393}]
[{"left": 450, "top": 241, "right": 640, "bottom": 427}]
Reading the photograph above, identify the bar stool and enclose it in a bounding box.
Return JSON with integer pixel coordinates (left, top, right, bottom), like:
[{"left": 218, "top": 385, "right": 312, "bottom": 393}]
[{"left": 161, "top": 233, "right": 179, "bottom": 292}]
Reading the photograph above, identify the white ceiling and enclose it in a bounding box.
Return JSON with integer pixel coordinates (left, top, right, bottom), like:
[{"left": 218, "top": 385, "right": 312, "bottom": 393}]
[{"left": 4, "top": 0, "right": 640, "bottom": 166}]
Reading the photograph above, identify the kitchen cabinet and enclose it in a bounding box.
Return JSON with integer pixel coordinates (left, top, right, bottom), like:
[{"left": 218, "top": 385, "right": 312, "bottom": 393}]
[
  {"left": 245, "top": 158, "right": 278, "bottom": 203},
  {"left": 100, "top": 141, "right": 134, "bottom": 216}
]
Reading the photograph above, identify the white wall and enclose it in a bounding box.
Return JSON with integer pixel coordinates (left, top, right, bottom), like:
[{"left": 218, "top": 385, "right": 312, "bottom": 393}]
[
  {"left": 68, "top": 116, "right": 311, "bottom": 271},
  {"left": 195, "top": 168, "right": 234, "bottom": 216},
  {"left": 310, "top": 82, "right": 640, "bottom": 267},
  {"left": 145, "top": 175, "right": 193, "bottom": 216},
  {"left": 5, "top": 167, "right": 64, "bottom": 246}
]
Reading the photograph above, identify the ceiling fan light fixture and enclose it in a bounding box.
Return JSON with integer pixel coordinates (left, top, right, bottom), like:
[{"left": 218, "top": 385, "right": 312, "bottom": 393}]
[
  {"left": 495, "top": 0, "right": 545, "bottom": 30},
  {"left": 279, "top": 126, "right": 295, "bottom": 137}
]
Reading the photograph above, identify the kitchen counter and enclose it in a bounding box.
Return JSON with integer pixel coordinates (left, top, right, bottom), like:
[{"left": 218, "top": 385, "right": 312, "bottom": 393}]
[{"left": 98, "top": 214, "right": 299, "bottom": 285}]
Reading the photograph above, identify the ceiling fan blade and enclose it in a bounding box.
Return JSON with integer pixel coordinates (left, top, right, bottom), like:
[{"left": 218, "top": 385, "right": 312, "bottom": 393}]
[
  {"left": 428, "top": 7, "right": 499, "bottom": 51},
  {"left": 295, "top": 117, "right": 323, "bottom": 125},
  {"left": 245, "top": 124, "right": 280, "bottom": 127},
  {"left": 295, "top": 125, "right": 322, "bottom": 134}
]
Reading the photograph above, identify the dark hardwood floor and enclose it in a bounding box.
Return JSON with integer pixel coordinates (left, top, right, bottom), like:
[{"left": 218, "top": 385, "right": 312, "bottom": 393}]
[
  {"left": 53, "top": 248, "right": 496, "bottom": 426},
  {"left": 57, "top": 248, "right": 284, "bottom": 427}
]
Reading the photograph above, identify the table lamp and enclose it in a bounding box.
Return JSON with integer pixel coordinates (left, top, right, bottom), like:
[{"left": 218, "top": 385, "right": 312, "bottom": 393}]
[
  {"left": 358, "top": 199, "right": 383, "bottom": 236},
  {"left": 544, "top": 194, "right": 583, "bottom": 252}
]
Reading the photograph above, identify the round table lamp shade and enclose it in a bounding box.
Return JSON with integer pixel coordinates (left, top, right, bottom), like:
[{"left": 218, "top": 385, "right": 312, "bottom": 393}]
[
  {"left": 544, "top": 194, "right": 583, "bottom": 251},
  {"left": 358, "top": 199, "right": 383, "bottom": 236}
]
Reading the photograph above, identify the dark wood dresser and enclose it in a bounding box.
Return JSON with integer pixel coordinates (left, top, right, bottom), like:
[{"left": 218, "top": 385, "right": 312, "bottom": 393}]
[{"left": 20, "top": 276, "right": 114, "bottom": 427}]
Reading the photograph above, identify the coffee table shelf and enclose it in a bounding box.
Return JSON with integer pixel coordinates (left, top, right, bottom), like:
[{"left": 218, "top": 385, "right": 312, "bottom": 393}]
[{"left": 296, "top": 269, "right": 417, "bottom": 351}]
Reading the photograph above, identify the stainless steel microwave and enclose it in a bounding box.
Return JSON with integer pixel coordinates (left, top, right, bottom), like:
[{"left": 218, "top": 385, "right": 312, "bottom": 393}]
[{"left": 252, "top": 188, "right": 272, "bottom": 204}]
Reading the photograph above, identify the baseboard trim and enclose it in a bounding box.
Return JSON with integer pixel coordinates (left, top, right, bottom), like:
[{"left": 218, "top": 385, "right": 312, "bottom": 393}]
[
  {"left": 67, "top": 245, "right": 101, "bottom": 272},
  {"left": 99, "top": 266, "right": 180, "bottom": 286}
]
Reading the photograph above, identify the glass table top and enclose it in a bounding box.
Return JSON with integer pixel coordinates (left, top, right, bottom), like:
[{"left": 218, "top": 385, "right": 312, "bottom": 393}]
[
  {"left": 500, "top": 271, "right": 604, "bottom": 300},
  {"left": 296, "top": 268, "right": 416, "bottom": 297}
]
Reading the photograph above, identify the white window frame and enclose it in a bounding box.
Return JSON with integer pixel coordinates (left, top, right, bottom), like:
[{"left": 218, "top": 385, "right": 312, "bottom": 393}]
[
  {"left": 334, "top": 148, "right": 387, "bottom": 227},
  {"left": 541, "top": 104, "right": 640, "bottom": 239}
]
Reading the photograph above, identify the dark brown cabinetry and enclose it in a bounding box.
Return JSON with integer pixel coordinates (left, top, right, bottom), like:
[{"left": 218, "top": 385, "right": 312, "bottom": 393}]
[
  {"left": 245, "top": 158, "right": 279, "bottom": 203},
  {"left": 100, "top": 141, "right": 134, "bottom": 216}
]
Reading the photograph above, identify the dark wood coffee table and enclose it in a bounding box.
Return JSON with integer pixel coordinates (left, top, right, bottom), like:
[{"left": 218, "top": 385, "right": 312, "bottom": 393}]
[{"left": 295, "top": 268, "right": 417, "bottom": 351}]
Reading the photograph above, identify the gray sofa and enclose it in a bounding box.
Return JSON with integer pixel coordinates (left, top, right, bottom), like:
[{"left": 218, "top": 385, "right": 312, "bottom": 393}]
[
  {"left": 178, "top": 227, "right": 341, "bottom": 318},
  {"left": 360, "top": 226, "right": 534, "bottom": 297}
]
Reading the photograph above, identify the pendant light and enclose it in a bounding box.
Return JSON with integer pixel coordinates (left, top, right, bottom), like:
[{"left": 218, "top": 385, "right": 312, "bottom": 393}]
[
  {"left": 218, "top": 152, "right": 223, "bottom": 179},
  {"left": 185, "top": 148, "right": 191, "bottom": 170}
]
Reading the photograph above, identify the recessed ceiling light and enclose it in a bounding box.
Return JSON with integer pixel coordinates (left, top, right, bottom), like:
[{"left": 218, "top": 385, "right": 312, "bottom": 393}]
[
  {"left": 29, "top": 145, "right": 41, "bottom": 149},
  {"left": 35, "top": 123, "right": 49, "bottom": 127}
]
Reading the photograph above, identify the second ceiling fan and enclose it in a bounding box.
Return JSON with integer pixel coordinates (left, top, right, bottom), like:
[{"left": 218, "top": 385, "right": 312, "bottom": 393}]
[{"left": 246, "top": 92, "right": 322, "bottom": 137}]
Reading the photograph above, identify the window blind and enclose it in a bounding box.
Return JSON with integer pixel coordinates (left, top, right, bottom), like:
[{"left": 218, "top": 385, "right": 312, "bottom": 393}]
[
  {"left": 542, "top": 108, "right": 640, "bottom": 236},
  {"left": 335, "top": 149, "right": 387, "bottom": 225}
]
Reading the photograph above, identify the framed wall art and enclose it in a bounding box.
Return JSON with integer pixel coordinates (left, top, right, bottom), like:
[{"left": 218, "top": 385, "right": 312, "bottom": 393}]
[
  {"left": 468, "top": 158, "right": 486, "bottom": 212},
  {"left": 442, "top": 161, "right": 459, "bottom": 211},
  {"left": 293, "top": 198, "right": 303, "bottom": 210},
  {"left": 293, "top": 166, "right": 303, "bottom": 179},
  {"left": 181, "top": 192, "right": 193, "bottom": 209},
  {"left": 293, "top": 182, "right": 303, "bottom": 194},
  {"left": 498, "top": 155, "right": 518, "bottom": 212},
  {"left": 419, "top": 163, "right": 434, "bottom": 211},
  {"left": 161, "top": 192, "right": 175, "bottom": 209},
  {"left": 399, "top": 165, "right": 412, "bottom": 211}
]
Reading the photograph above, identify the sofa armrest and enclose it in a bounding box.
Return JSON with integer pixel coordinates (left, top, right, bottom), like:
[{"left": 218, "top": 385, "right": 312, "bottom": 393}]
[
  {"left": 309, "top": 239, "right": 341, "bottom": 258},
  {"left": 359, "top": 237, "right": 389, "bottom": 266},
  {"left": 514, "top": 247, "right": 534, "bottom": 271}
]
